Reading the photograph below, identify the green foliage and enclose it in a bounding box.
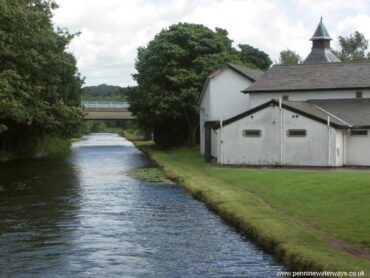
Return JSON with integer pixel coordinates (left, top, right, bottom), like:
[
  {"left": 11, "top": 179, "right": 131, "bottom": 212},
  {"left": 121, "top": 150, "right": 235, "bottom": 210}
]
[
  {"left": 278, "top": 49, "right": 302, "bottom": 65},
  {"left": 237, "top": 44, "right": 272, "bottom": 70},
  {"left": 32, "top": 135, "right": 70, "bottom": 158},
  {"left": 0, "top": 0, "right": 84, "bottom": 156},
  {"left": 82, "top": 84, "right": 128, "bottom": 101},
  {"left": 129, "top": 23, "right": 264, "bottom": 147},
  {"left": 336, "top": 31, "right": 370, "bottom": 61}
]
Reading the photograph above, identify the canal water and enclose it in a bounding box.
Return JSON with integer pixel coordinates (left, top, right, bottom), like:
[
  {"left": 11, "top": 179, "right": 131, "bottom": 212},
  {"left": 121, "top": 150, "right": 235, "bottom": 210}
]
[{"left": 0, "top": 133, "right": 283, "bottom": 277}]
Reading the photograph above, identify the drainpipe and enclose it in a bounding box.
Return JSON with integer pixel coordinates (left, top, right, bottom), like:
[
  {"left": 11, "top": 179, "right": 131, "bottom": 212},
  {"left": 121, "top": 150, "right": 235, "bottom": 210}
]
[
  {"left": 327, "top": 116, "right": 331, "bottom": 167},
  {"left": 219, "top": 119, "right": 223, "bottom": 165},
  {"left": 343, "top": 129, "right": 349, "bottom": 166},
  {"left": 279, "top": 99, "right": 283, "bottom": 166}
]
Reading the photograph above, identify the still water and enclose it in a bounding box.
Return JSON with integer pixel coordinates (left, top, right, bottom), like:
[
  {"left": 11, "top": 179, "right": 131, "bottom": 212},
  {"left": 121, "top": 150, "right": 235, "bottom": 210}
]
[{"left": 0, "top": 133, "right": 283, "bottom": 277}]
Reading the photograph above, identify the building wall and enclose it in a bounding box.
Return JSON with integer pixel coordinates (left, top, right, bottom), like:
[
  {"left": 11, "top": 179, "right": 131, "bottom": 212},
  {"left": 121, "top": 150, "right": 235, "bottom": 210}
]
[
  {"left": 211, "top": 129, "right": 218, "bottom": 159},
  {"left": 220, "top": 106, "right": 281, "bottom": 165},
  {"left": 218, "top": 105, "right": 339, "bottom": 166},
  {"left": 208, "top": 68, "right": 252, "bottom": 120},
  {"left": 282, "top": 109, "right": 337, "bottom": 166},
  {"left": 199, "top": 68, "right": 252, "bottom": 155},
  {"left": 346, "top": 131, "right": 370, "bottom": 166},
  {"left": 335, "top": 130, "right": 345, "bottom": 167},
  {"left": 249, "top": 90, "right": 370, "bottom": 108},
  {"left": 200, "top": 84, "right": 211, "bottom": 155}
]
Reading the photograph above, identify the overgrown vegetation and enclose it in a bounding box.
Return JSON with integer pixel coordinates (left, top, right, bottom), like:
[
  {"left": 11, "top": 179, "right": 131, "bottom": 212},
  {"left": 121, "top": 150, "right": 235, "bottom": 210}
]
[
  {"left": 133, "top": 143, "right": 370, "bottom": 272},
  {"left": 0, "top": 0, "right": 84, "bottom": 160}
]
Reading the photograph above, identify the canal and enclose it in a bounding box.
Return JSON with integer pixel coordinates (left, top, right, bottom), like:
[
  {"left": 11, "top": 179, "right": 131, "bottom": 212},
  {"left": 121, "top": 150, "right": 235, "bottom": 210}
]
[{"left": 0, "top": 133, "right": 283, "bottom": 277}]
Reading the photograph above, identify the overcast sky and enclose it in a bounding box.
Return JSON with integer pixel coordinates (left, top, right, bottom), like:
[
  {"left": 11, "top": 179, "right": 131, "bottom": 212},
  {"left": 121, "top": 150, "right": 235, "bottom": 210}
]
[{"left": 52, "top": 0, "right": 370, "bottom": 87}]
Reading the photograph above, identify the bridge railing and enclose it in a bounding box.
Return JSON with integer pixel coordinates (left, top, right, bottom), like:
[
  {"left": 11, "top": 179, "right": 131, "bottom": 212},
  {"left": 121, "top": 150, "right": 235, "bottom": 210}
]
[{"left": 82, "top": 101, "right": 130, "bottom": 109}]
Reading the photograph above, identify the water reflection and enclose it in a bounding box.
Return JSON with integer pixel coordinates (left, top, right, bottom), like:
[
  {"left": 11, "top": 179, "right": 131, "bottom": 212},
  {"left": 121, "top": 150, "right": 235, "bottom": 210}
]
[
  {"left": 0, "top": 155, "right": 81, "bottom": 275},
  {"left": 0, "top": 133, "right": 284, "bottom": 277}
]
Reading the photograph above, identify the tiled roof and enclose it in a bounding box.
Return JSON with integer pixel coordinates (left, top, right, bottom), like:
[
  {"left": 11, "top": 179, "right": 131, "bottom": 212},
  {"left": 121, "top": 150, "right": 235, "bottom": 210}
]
[
  {"left": 309, "top": 98, "right": 370, "bottom": 127},
  {"left": 244, "top": 62, "right": 370, "bottom": 93},
  {"left": 303, "top": 47, "right": 341, "bottom": 64}
]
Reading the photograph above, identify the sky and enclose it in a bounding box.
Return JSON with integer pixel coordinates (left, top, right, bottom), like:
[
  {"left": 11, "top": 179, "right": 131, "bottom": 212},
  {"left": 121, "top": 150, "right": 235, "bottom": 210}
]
[{"left": 52, "top": 0, "right": 370, "bottom": 87}]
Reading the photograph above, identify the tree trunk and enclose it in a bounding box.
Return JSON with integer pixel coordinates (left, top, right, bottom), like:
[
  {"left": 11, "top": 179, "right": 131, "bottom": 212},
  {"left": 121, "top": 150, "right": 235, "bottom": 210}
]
[
  {"left": 187, "top": 124, "right": 198, "bottom": 146},
  {"left": 184, "top": 110, "right": 199, "bottom": 146}
]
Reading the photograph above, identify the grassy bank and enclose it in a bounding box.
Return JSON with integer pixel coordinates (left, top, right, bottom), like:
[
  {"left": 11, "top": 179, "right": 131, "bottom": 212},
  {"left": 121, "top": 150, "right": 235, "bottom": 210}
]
[{"left": 131, "top": 140, "right": 370, "bottom": 272}]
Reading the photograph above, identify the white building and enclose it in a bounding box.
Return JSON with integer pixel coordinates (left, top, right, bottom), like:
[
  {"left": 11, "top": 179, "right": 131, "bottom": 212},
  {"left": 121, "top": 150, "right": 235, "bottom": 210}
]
[
  {"left": 198, "top": 63, "right": 262, "bottom": 160},
  {"left": 214, "top": 99, "right": 370, "bottom": 167},
  {"left": 200, "top": 18, "right": 370, "bottom": 167}
]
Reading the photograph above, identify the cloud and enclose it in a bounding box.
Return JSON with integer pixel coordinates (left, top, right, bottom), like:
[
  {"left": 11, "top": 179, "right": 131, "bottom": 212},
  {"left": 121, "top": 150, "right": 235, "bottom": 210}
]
[{"left": 52, "top": 0, "right": 370, "bottom": 86}]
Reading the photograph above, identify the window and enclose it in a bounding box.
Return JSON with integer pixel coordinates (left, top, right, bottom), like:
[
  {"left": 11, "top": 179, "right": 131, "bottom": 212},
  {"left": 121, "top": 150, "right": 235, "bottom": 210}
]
[
  {"left": 243, "top": 129, "right": 261, "bottom": 137},
  {"left": 282, "top": 95, "right": 289, "bottom": 101},
  {"left": 287, "top": 129, "right": 307, "bottom": 137},
  {"left": 356, "top": 91, "right": 363, "bottom": 99},
  {"left": 350, "top": 130, "right": 368, "bottom": 136}
]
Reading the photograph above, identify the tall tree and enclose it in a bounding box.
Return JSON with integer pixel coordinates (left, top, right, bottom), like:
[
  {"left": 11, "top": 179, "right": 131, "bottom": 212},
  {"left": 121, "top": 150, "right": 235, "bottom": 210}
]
[
  {"left": 0, "top": 0, "right": 83, "bottom": 154},
  {"left": 238, "top": 44, "right": 272, "bottom": 70},
  {"left": 278, "top": 49, "right": 301, "bottom": 65},
  {"left": 336, "top": 31, "right": 369, "bottom": 61},
  {"left": 129, "top": 23, "right": 243, "bottom": 146}
]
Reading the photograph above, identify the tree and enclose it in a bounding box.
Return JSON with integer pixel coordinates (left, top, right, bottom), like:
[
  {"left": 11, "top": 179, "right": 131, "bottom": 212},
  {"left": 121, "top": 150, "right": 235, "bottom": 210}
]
[
  {"left": 129, "top": 23, "right": 244, "bottom": 147},
  {"left": 278, "top": 49, "right": 301, "bottom": 65},
  {"left": 82, "top": 84, "right": 126, "bottom": 101},
  {"left": 0, "top": 0, "right": 83, "bottom": 155},
  {"left": 336, "top": 31, "right": 369, "bottom": 61},
  {"left": 238, "top": 44, "right": 272, "bottom": 70}
]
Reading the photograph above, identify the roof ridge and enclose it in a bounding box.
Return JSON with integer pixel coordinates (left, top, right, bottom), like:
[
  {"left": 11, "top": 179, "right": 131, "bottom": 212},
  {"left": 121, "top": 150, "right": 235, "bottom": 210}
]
[{"left": 273, "top": 61, "right": 370, "bottom": 68}]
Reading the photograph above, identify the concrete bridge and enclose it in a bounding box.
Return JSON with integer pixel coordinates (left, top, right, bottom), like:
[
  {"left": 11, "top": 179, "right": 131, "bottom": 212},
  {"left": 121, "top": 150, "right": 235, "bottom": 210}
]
[{"left": 82, "top": 101, "right": 135, "bottom": 120}]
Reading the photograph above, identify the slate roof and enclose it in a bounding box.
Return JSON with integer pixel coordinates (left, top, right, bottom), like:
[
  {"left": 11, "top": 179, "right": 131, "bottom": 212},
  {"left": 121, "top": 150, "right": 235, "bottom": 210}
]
[
  {"left": 244, "top": 62, "right": 370, "bottom": 93},
  {"left": 309, "top": 99, "right": 370, "bottom": 127},
  {"left": 212, "top": 98, "right": 370, "bottom": 129},
  {"left": 311, "top": 18, "right": 332, "bottom": 41},
  {"left": 303, "top": 47, "right": 341, "bottom": 64},
  {"left": 198, "top": 63, "right": 263, "bottom": 105}
]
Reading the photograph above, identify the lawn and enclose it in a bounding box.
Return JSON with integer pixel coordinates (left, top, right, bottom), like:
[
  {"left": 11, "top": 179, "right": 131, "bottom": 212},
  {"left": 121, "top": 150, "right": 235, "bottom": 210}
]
[{"left": 136, "top": 143, "right": 370, "bottom": 272}]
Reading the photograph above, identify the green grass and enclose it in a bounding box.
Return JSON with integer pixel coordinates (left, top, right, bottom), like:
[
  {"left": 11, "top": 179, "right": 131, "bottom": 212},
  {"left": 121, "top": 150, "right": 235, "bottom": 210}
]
[{"left": 134, "top": 143, "right": 370, "bottom": 272}]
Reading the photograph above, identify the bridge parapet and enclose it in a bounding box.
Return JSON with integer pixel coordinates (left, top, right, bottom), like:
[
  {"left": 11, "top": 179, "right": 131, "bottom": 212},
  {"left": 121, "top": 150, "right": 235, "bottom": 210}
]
[
  {"left": 82, "top": 101, "right": 129, "bottom": 110},
  {"left": 82, "top": 101, "right": 134, "bottom": 120}
]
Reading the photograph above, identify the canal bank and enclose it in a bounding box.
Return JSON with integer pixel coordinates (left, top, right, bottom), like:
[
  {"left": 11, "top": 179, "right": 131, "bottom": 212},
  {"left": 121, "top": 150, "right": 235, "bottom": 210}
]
[
  {"left": 128, "top": 138, "right": 370, "bottom": 273},
  {"left": 0, "top": 133, "right": 284, "bottom": 277}
]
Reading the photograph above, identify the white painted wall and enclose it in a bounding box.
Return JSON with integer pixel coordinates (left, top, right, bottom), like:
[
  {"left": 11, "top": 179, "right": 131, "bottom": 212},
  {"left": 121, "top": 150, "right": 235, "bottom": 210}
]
[
  {"left": 282, "top": 109, "right": 337, "bottom": 166},
  {"left": 335, "top": 130, "right": 345, "bottom": 167},
  {"left": 208, "top": 68, "right": 253, "bottom": 120},
  {"left": 220, "top": 106, "right": 281, "bottom": 165},
  {"left": 249, "top": 90, "right": 370, "bottom": 108},
  {"left": 200, "top": 84, "right": 211, "bottom": 155},
  {"left": 346, "top": 131, "right": 370, "bottom": 166},
  {"left": 199, "top": 67, "right": 253, "bottom": 155},
  {"left": 218, "top": 104, "right": 340, "bottom": 166}
]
